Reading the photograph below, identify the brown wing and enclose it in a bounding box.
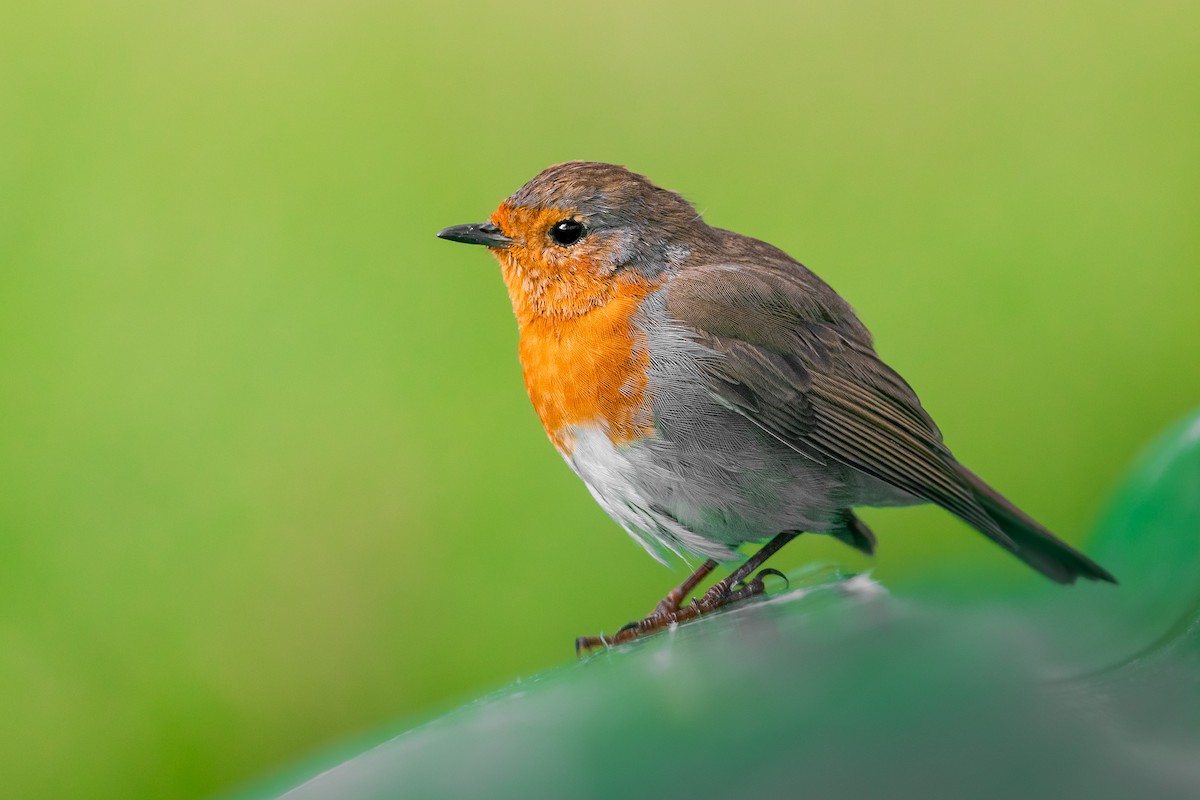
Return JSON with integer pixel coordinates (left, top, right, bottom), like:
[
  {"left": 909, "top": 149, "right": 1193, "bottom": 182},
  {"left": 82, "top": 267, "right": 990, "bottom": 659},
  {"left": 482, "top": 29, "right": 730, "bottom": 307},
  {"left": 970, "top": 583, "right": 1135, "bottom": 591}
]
[{"left": 666, "top": 261, "right": 1016, "bottom": 549}]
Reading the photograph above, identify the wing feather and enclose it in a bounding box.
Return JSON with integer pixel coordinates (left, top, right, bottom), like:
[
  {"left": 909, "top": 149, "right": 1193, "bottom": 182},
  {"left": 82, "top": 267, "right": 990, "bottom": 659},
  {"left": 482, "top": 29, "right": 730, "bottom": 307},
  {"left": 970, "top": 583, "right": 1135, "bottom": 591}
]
[{"left": 666, "top": 262, "right": 1013, "bottom": 547}]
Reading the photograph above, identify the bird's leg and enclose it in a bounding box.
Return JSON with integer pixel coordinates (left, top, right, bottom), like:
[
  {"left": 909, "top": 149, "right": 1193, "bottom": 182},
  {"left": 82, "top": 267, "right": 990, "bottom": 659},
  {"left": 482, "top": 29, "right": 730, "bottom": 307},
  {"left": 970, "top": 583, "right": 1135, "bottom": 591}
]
[
  {"left": 574, "top": 560, "right": 716, "bottom": 655},
  {"left": 651, "top": 558, "right": 718, "bottom": 617},
  {"left": 575, "top": 532, "right": 800, "bottom": 655},
  {"left": 692, "top": 531, "right": 798, "bottom": 611}
]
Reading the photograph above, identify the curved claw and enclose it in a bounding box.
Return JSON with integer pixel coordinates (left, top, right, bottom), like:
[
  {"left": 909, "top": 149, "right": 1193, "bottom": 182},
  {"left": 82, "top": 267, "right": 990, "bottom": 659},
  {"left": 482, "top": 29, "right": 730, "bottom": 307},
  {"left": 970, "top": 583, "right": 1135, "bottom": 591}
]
[
  {"left": 575, "top": 634, "right": 611, "bottom": 657},
  {"left": 698, "top": 579, "right": 733, "bottom": 607},
  {"left": 755, "top": 567, "right": 789, "bottom": 590}
]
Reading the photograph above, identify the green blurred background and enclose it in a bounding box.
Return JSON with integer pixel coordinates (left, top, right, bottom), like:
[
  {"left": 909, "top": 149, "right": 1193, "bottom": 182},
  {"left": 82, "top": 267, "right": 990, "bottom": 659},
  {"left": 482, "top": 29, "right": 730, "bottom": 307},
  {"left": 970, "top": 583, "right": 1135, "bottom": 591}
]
[{"left": 1, "top": 2, "right": 1197, "bottom": 797}]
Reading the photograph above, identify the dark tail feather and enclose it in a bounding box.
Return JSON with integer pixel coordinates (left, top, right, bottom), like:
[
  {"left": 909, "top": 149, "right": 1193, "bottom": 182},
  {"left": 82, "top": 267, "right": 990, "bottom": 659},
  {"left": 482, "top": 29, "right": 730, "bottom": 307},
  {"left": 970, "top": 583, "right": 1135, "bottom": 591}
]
[
  {"left": 832, "top": 510, "right": 877, "bottom": 555},
  {"left": 958, "top": 467, "right": 1117, "bottom": 585}
]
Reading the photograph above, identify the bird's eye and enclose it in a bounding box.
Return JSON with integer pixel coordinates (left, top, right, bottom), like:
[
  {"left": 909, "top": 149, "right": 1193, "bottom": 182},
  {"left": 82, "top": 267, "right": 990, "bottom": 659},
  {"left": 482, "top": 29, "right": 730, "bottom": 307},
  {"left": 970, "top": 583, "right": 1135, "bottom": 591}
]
[{"left": 548, "top": 219, "right": 586, "bottom": 247}]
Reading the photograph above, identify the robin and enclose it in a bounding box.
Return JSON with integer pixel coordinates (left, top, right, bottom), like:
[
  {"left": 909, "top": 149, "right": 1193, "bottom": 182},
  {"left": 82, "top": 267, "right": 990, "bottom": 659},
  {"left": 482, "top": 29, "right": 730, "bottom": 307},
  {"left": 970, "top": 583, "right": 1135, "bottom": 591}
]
[{"left": 437, "top": 161, "right": 1116, "bottom": 653}]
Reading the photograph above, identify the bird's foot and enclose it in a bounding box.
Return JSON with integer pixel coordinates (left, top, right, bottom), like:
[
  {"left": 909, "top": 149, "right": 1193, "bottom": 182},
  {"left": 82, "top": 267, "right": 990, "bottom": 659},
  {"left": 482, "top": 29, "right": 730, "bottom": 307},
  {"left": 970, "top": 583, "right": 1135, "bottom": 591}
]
[{"left": 574, "top": 567, "right": 788, "bottom": 656}]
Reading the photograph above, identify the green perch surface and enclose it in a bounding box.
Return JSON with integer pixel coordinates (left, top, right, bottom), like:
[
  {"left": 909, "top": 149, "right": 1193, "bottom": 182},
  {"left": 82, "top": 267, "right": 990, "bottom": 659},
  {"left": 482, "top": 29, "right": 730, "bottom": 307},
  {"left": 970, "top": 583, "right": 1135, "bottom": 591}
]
[{"left": 230, "top": 410, "right": 1200, "bottom": 800}]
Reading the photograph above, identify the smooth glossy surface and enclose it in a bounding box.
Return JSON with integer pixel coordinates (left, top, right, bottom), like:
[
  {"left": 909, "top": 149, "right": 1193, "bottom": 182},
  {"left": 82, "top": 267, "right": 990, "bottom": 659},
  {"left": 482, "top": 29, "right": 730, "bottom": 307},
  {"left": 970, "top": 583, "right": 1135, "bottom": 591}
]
[
  {"left": 6, "top": 6, "right": 1199, "bottom": 796},
  {"left": 234, "top": 411, "right": 1200, "bottom": 799}
]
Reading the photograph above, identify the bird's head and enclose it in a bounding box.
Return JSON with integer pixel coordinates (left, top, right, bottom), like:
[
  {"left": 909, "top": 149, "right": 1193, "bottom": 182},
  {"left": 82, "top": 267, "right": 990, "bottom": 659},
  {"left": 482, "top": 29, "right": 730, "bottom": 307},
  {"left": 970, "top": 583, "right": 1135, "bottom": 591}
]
[{"left": 438, "top": 162, "right": 712, "bottom": 320}]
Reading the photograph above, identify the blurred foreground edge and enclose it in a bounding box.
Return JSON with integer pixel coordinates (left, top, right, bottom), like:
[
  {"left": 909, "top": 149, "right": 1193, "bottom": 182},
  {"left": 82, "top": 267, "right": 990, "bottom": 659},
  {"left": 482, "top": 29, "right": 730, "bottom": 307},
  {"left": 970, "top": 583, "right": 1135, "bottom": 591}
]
[{"left": 227, "top": 409, "right": 1200, "bottom": 800}]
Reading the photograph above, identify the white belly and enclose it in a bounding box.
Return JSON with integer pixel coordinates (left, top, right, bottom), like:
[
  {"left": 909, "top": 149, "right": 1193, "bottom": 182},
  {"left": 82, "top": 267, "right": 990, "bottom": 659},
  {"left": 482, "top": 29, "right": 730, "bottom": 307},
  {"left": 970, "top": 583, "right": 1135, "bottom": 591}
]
[{"left": 562, "top": 424, "right": 742, "bottom": 564}]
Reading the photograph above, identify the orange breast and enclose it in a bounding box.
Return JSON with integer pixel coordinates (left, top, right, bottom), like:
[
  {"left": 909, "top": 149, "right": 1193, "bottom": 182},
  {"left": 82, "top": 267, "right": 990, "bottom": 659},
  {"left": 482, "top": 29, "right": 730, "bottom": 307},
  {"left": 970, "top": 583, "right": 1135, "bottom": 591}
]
[{"left": 517, "top": 277, "right": 658, "bottom": 454}]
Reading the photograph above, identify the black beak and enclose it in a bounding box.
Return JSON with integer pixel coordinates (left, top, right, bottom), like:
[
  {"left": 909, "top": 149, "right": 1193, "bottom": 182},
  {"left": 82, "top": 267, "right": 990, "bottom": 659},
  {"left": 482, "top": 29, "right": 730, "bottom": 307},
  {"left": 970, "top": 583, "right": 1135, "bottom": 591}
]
[{"left": 436, "top": 222, "right": 512, "bottom": 248}]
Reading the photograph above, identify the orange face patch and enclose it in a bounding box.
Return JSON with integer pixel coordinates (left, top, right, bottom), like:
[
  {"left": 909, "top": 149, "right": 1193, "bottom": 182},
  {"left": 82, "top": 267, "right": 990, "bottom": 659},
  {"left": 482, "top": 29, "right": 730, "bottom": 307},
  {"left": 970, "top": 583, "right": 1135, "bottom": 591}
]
[
  {"left": 488, "top": 202, "right": 660, "bottom": 453},
  {"left": 488, "top": 202, "right": 624, "bottom": 321}
]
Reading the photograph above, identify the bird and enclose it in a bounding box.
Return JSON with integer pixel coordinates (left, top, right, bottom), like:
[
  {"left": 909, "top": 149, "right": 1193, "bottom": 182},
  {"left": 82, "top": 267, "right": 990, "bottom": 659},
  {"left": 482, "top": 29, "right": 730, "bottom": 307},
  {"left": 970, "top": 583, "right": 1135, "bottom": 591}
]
[{"left": 436, "top": 161, "right": 1116, "bottom": 653}]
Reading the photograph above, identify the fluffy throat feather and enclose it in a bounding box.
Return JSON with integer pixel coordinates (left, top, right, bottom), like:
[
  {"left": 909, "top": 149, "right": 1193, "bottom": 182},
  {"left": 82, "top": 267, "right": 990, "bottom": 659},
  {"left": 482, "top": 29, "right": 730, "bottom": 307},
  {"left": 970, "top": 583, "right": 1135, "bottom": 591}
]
[
  {"left": 494, "top": 251, "right": 620, "bottom": 322},
  {"left": 511, "top": 272, "right": 661, "bottom": 454}
]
